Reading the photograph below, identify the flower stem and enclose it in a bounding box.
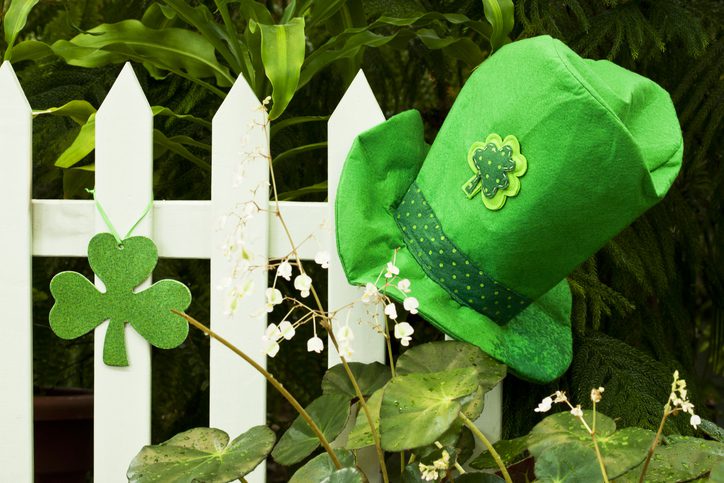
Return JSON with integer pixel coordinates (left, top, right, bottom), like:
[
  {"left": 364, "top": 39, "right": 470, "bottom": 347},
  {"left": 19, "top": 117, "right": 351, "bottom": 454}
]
[
  {"left": 638, "top": 411, "right": 669, "bottom": 483},
  {"left": 591, "top": 433, "right": 609, "bottom": 483},
  {"left": 459, "top": 412, "right": 512, "bottom": 483},
  {"left": 174, "top": 310, "right": 343, "bottom": 470}
]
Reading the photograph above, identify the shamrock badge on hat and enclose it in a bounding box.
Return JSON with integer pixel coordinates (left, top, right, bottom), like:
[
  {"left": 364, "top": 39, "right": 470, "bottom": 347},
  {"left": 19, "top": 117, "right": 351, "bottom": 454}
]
[
  {"left": 335, "top": 35, "right": 683, "bottom": 383},
  {"left": 49, "top": 233, "right": 192, "bottom": 366}
]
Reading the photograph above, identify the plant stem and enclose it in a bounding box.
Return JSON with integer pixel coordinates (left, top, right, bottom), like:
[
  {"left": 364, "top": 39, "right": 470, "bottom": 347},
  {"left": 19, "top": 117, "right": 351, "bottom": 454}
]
[
  {"left": 174, "top": 310, "right": 343, "bottom": 470},
  {"left": 591, "top": 433, "right": 609, "bottom": 483},
  {"left": 459, "top": 412, "right": 512, "bottom": 483},
  {"left": 638, "top": 411, "right": 669, "bottom": 483},
  {"left": 266, "top": 145, "right": 390, "bottom": 483}
]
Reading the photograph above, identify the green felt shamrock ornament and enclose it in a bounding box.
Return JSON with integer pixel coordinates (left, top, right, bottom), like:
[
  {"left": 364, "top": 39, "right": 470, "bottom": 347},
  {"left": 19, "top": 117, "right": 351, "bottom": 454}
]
[{"left": 49, "top": 233, "right": 192, "bottom": 366}]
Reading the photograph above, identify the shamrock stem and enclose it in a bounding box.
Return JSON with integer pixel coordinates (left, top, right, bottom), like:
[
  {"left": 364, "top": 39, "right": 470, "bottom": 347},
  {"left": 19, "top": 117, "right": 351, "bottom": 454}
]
[
  {"left": 103, "top": 319, "right": 128, "bottom": 366},
  {"left": 459, "top": 412, "right": 512, "bottom": 483},
  {"left": 175, "top": 310, "right": 343, "bottom": 470}
]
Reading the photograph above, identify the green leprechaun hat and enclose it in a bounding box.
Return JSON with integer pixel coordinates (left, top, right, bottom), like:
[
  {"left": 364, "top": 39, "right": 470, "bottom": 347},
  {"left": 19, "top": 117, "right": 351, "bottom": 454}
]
[{"left": 335, "top": 35, "right": 683, "bottom": 383}]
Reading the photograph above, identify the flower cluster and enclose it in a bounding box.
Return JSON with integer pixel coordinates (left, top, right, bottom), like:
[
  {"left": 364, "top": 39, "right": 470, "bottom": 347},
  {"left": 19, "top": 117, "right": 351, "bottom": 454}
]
[
  {"left": 418, "top": 449, "right": 450, "bottom": 481},
  {"left": 667, "top": 370, "right": 700, "bottom": 429},
  {"left": 361, "top": 255, "right": 419, "bottom": 347}
]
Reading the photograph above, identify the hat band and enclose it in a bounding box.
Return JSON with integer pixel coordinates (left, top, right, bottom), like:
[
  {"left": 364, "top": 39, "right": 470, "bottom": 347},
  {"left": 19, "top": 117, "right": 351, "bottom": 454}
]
[{"left": 394, "top": 182, "right": 531, "bottom": 324}]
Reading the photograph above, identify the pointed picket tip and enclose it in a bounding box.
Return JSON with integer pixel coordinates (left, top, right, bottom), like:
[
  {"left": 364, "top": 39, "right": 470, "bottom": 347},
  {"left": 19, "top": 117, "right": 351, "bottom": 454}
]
[
  {"left": 98, "top": 63, "right": 151, "bottom": 117},
  {"left": 329, "top": 70, "right": 383, "bottom": 124},
  {"left": 213, "top": 74, "right": 262, "bottom": 123},
  {"left": 0, "top": 61, "right": 31, "bottom": 112}
]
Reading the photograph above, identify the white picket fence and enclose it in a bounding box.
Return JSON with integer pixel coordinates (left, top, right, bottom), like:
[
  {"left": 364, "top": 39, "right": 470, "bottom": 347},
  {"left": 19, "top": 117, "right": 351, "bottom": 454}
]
[{"left": 0, "top": 61, "right": 501, "bottom": 482}]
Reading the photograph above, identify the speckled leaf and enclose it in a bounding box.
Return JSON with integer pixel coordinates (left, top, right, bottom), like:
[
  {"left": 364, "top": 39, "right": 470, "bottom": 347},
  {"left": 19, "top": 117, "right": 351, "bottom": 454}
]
[
  {"left": 470, "top": 436, "right": 529, "bottom": 470},
  {"left": 529, "top": 411, "right": 653, "bottom": 479},
  {"left": 321, "top": 467, "right": 365, "bottom": 483},
  {"left": 127, "top": 425, "right": 275, "bottom": 482},
  {"left": 289, "top": 449, "right": 355, "bottom": 483},
  {"left": 322, "top": 362, "right": 391, "bottom": 399},
  {"left": 617, "top": 437, "right": 724, "bottom": 482},
  {"left": 380, "top": 367, "right": 478, "bottom": 451},
  {"left": 272, "top": 394, "right": 350, "bottom": 465},
  {"left": 534, "top": 441, "right": 602, "bottom": 483},
  {"left": 396, "top": 341, "right": 506, "bottom": 393},
  {"left": 346, "top": 386, "right": 384, "bottom": 450}
]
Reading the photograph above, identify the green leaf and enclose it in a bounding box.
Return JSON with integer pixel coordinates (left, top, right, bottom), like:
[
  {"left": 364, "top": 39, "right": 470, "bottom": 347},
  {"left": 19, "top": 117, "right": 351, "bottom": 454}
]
[
  {"left": 321, "top": 467, "right": 365, "bottom": 483},
  {"left": 253, "top": 17, "right": 306, "bottom": 120},
  {"left": 309, "top": 0, "right": 347, "bottom": 27},
  {"left": 34, "top": 100, "right": 97, "bottom": 125},
  {"left": 270, "top": 115, "right": 329, "bottom": 139},
  {"left": 322, "top": 361, "right": 391, "bottom": 399},
  {"left": 151, "top": 106, "right": 212, "bottom": 129},
  {"left": 51, "top": 20, "right": 234, "bottom": 87},
  {"left": 470, "top": 436, "right": 529, "bottom": 470},
  {"left": 534, "top": 441, "right": 602, "bottom": 483},
  {"left": 396, "top": 341, "right": 506, "bottom": 394},
  {"left": 273, "top": 141, "right": 327, "bottom": 165},
  {"left": 482, "top": 0, "right": 514, "bottom": 52},
  {"left": 289, "top": 449, "right": 355, "bottom": 483},
  {"left": 3, "top": 0, "right": 40, "bottom": 60},
  {"left": 278, "top": 181, "right": 328, "bottom": 201},
  {"left": 380, "top": 367, "right": 479, "bottom": 451},
  {"left": 346, "top": 386, "right": 384, "bottom": 450},
  {"left": 700, "top": 418, "right": 724, "bottom": 443},
  {"left": 272, "top": 394, "right": 350, "bottom": 465},
  {"left": 617, "top": 437, "right": 724, "bottom": 482},
  {"left": 55, "top": 113, "right": 96, "bottom": 169},
  {"left": 528, "top": 411, "right": 653, "bottom": 480},
  {"left": 6, "top": 39, "right": 54, "bottom": 62},
  {"left": 712, "top": 460, "right": 724, "bottom": 483},
  {"left": 127, "top": 425, "right": 275, "bottom": 482}
]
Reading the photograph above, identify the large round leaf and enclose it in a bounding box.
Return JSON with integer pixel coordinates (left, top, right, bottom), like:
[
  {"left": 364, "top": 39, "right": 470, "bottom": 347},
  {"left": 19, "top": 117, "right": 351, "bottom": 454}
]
[
  {"left": 346, "top": 387, "right": 384, "bottom": 450},
  {"left": 396, "top": 341, "right": 506, "bottom": 393},
  {"left": 321, "top": 467, "right": 365, "bottom": 483},
  {"left": 616, "top": 437, "right": 724, "bottom": 482},
  {"left": 534, "top": 441, "right": 602, "bottom": 482},
  {"left": 470, "top": 436, "right": 529, "bottom": 470},
  {"left": 289, "top": 449, "right": 356, "bottom": 483},
  {"left": 272, "top": 394, "right": 350, "bottom": 465},
  {"left": 127, "top": 425, "right": 275, "bottom": 483},
  {"left": 322, "top": 362, "right": 391, "bottom": 399},
  {"left": 380, "top": 367, "right": 479, "bottom": 451},
  {"left": 529, "top": 411, "right": 653, "bottom": 479}
]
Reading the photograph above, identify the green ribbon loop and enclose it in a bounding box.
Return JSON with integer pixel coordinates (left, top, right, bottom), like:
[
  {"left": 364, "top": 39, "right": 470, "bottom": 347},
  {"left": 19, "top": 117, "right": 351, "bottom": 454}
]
[{"left": 86, "top": 188, "right": 154, "bottom": 246}]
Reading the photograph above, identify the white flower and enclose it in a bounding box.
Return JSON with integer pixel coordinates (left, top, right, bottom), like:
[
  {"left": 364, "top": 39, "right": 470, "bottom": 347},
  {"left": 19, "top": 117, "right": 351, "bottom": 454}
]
[
  {"left": 590, "top": 386, "right": 605, "bottom": 403},
  {"left": 418, "top": 463, "right": 439, "bottom": 481},
  {"left": 294, "top": 273, "right": 312, "bottom": 298},
  {"left": 265, "top": 287, "right": 283, "bottom": 312},
  {"left": 338, "top": 325, "right": 354, "bottom": 342},
  {"left": 570, "top": 405, "right": 584, "bottom": 418},
  {"left": 680, "top": 400, "right": 695, "bottom": 415},
  {"left": 262, "top": 323, "right": 281, "bottom": 357},
  {"left": 384, "top": 303, "right": 398, "bottom": 320},
  {"left": 307, "top": 336, "right": 324, "bottom": 353},
  {"left": 362, "top": 283, "right": 379, "bottom": 303},
  {"left": 397, "top": 278, "right": 411, "bottom": 293},
  {"left": 403, "top": 297, "right": 419, "bottom": 314},
  {"left": 314, "top": 250, "right": 330, "bottom": 269},
  {"left": 277, "top": 260, "right": 293, "bottom": 281},
  {"left": 433, "top": 450, "right": 450, "bottom": 470},
  {"left": 278, "top": 320, "right": 295, "bottom": 340},
  {"left": 394, "top": 322, "right": 414, "bottom": 346},
  {"left": 534, "top": 396, "right": 553, "bottom": 413},
  {"left": 553, "top": 390, "right": 568, "bottom": 403},
  {"left": 690, "top": 414, "right": 701, "bottom": 429},
  {"left": 385, "top": 262, "right": 399, "bottom": 279},
  {"left": 338, "top": 341, "right": 354, "bottom": 359}
]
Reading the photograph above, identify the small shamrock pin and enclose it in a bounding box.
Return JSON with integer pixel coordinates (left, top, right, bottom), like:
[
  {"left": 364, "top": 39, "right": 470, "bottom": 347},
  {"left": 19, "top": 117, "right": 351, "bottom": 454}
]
[
  {"left": 462, "top": 133, "right": 527, "bottom": 210},
  {"left": 49, "top": 233, "right": 192, "bottom": 366}
]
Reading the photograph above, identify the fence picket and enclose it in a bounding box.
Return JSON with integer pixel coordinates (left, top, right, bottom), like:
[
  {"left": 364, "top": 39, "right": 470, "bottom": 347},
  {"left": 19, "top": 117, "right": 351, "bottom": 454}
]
[
  {"left": 0, "top": 61, "right": 33, "bottom": 482},
  {"left": 210, "top": 76, "right": 270, "bottom": 483},
  {"left": 93, "top": 63, "right": 154, "bottom": 482}
]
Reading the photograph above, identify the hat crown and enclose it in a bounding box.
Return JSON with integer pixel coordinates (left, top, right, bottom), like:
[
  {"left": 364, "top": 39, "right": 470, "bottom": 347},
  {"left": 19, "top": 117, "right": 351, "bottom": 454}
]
[{"left": 413, "top": 35, "right": 682, "bottom": 301}]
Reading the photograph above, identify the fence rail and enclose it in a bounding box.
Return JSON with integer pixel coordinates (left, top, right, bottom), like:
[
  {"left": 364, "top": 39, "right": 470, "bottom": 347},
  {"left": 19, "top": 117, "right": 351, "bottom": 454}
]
[{"left": 0, "top": 60, "right": 500, "bottom": 482}]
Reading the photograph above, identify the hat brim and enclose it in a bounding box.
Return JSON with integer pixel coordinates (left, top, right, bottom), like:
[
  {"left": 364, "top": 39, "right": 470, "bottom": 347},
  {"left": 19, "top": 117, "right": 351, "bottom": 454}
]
[{"left": 335, "top": 110, "right": 572, "bottom": 383}]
